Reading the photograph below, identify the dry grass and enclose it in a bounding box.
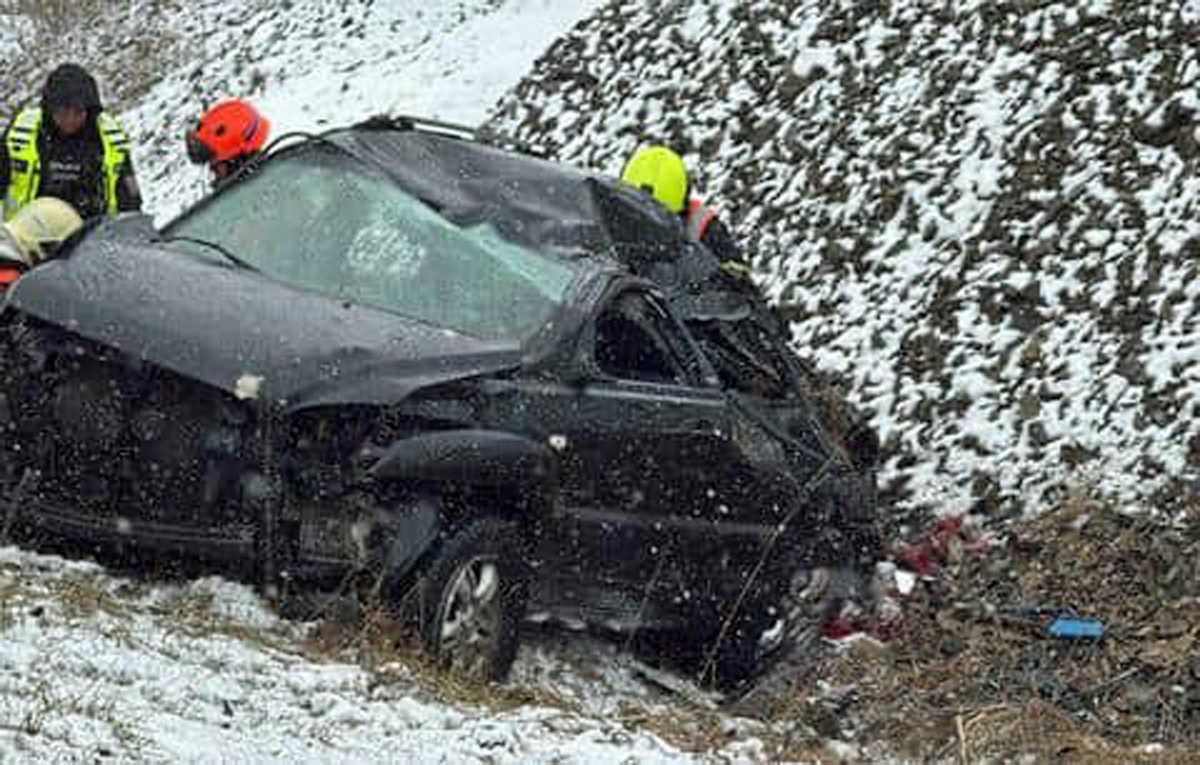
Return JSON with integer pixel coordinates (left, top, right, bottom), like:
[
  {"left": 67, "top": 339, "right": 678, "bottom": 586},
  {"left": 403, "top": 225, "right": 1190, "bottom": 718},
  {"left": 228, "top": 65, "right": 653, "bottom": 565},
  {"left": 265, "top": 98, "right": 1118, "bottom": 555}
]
[
  {"left": 789, "top": 643, "right": 1200, "bottom": 763},
  {"left": 296, "top": 583, "right": 568, "bottom": 712},
  {"left": 740, "top": 489, "right": 1200, "bottom": 763},
  {"left": 50, "top": 572, "right": 129, "bottom": 621},
  {"left": 0, "top": 673, "right": 146, "bottom": 753},
  {"left": 922, "top": 699, "right": 1200, "bottom": 764},
  {"left": 293, "top": 585, "right": 789, "bottom": 757},
  {"left": 138, "top": 580, "right": 298, "bottom": 658},
  {"left": 0, "top": 568, "right": 19, "bottom": 632}
]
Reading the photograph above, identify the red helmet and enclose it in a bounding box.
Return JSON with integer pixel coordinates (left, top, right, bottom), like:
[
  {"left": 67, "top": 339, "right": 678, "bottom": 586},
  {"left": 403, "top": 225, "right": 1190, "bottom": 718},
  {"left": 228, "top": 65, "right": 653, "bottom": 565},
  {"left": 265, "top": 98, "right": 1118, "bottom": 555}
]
[{"left": 186, "top": 99, "right": 271, "bottom": 166}]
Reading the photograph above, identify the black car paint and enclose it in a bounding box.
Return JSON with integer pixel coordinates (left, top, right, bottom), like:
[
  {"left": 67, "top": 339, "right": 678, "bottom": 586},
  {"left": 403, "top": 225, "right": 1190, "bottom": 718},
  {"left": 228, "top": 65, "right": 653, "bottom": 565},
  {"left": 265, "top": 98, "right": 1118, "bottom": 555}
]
[
  {"left": 0, "top": 120, "right": 881, "bottom": 663},
  {"left": 8, "top": 217, "right": 526, "bottom": 411}
]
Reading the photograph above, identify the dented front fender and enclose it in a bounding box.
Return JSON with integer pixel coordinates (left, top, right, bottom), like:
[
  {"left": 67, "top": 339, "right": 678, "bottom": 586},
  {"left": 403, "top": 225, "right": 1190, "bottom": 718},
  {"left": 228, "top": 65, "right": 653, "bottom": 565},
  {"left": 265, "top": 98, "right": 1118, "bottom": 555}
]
[
  {"left": 369, "top": 429, "right": 557, "bottom": 490},
  {"left": 353, "top": 495, "right": 442, "bottom": 592}
]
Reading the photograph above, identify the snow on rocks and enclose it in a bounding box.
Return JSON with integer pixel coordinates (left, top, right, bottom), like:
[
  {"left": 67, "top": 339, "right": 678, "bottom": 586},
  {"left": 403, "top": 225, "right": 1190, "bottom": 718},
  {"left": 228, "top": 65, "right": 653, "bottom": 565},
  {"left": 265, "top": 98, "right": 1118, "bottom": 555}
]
[{"left": 490, "top": 0, "right": 1200, "bottom": 523}]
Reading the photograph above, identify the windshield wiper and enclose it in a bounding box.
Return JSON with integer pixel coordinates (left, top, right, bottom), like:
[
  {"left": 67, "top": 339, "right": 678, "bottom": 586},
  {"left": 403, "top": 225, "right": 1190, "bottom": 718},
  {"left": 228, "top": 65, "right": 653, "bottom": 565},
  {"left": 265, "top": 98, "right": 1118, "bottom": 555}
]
[{"left": 157, "top": 235, "right": 261, "bottom": 273}]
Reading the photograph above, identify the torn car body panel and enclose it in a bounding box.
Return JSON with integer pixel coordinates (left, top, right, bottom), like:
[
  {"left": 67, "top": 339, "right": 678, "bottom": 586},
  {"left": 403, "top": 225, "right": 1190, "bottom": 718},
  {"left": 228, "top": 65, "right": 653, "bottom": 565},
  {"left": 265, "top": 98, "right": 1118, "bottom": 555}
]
[{"left": 0, "top": 116, "right": 882, "bottom": 687}]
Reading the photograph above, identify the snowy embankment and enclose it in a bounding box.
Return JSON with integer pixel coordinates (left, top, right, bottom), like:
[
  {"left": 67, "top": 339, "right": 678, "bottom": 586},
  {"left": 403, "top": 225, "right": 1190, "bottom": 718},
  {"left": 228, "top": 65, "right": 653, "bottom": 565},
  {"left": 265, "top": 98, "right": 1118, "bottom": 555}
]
[{"left": 491, "top": 0, "right": 1200, "bottom": 523}]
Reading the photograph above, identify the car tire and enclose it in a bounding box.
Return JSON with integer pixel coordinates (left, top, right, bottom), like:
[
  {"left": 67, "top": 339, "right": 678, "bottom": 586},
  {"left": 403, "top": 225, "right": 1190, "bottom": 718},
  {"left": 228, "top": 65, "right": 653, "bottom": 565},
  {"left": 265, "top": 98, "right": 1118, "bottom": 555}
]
[
  {"left": 708, "top": 567, "right": 836, "bottom": 696},
  {"left": 419, "top": 518, "right": 526, "bottom": 683}
]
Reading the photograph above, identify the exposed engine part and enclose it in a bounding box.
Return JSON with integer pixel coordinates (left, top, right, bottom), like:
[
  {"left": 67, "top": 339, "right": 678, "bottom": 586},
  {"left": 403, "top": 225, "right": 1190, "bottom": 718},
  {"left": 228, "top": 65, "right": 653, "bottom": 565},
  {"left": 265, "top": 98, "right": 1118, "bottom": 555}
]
[
  {"left": 52, "top": 368, "right": 125, "bottom": 452},
  {"left": 4, "top": 337, "right": 260, "bottom": 522}
]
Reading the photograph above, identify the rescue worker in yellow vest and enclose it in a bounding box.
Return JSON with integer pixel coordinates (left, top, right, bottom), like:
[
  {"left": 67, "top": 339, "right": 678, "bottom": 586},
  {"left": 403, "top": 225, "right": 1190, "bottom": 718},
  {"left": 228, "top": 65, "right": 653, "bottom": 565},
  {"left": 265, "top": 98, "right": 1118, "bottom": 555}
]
[
  {"left": 1, "top": 63, "right": 142, "bottom": 222},
  {"left": 620, "top": 145, "right": 750, "bottom": 281}
]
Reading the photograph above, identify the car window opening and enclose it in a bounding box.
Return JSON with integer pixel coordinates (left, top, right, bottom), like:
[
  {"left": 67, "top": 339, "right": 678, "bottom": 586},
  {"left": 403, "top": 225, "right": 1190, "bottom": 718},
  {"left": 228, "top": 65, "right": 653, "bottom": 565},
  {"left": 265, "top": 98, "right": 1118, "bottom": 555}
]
[
  {"left": 690, "top": 319, "right": 793, "bottom": 399},
  {"left": 594, "top": 293, "right": 693, "bottom": 386}
]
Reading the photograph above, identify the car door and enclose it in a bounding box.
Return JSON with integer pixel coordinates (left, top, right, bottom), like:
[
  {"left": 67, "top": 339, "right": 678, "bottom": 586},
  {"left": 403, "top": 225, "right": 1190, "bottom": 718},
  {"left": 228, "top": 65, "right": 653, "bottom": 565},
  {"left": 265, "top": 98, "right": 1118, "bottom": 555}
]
[
  {"left": 511, "top": 286, "right": 740, "bottom": 596},
  {"left": 683, "top": 313, "right": 865, "bottom": 574}
]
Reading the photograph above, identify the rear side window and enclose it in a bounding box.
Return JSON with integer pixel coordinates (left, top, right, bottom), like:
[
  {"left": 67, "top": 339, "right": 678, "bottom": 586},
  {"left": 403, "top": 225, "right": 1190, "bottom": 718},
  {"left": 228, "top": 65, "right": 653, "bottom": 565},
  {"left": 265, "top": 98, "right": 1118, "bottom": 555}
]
[{"left": 592, "top": 291, "right": 709, "bottom": 386}]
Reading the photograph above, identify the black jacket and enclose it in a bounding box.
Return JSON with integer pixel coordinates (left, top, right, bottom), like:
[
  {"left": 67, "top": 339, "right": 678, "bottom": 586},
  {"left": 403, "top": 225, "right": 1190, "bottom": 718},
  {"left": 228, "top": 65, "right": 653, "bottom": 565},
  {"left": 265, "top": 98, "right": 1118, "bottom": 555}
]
[{"left": 696, "top": 213, "right": 744, "bottom": 267}]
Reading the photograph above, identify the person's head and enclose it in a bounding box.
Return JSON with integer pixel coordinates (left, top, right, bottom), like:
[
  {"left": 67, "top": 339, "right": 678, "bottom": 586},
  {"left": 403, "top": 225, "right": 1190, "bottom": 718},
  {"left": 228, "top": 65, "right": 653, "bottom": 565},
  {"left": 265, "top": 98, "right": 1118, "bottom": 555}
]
[
  {"left": 620, "top": 145, "right": 689, "bottom": 214},
  {"left": 41, "top": 63, "right": 102, "bottom": 137},
  {"left": 185, "top": 99, "right": 271, "bottom": 185},
  {"left": 1, "top": 197, "right": 85, "bottom": 266}
]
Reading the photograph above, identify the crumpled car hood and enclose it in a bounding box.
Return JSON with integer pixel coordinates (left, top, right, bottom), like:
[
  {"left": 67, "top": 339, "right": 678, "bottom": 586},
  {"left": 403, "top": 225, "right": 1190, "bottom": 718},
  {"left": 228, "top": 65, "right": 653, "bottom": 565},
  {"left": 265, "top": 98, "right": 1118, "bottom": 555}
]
[{"left": 7, "top": 235, "right": 523, "bottom": 411}]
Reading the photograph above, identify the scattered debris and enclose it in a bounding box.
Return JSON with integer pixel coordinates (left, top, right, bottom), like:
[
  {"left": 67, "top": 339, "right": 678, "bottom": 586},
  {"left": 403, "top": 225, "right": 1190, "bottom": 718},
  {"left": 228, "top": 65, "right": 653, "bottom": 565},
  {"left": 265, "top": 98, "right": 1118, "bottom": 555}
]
[
  {"left": 994, "top": 607, "right": 1106, "bottom": 641},
  {"left": 746, "top": 499, "right": 1200, "bottom": 761}
]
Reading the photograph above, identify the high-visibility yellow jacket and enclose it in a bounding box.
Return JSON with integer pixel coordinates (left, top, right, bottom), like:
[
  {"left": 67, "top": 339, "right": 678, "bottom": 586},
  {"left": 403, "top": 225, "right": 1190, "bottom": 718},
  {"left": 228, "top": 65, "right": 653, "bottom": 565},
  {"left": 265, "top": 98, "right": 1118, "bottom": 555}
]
[{"left": 2, "top": 107, "right": 134, "bottom": 221}]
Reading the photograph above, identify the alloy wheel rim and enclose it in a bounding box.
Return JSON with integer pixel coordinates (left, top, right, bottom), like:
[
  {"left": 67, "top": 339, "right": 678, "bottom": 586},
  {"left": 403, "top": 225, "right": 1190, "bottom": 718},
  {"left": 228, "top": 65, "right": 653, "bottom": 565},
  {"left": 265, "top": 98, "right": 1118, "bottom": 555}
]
[{"left": 438, "top": 556, "right": 503, "bottom": 678}]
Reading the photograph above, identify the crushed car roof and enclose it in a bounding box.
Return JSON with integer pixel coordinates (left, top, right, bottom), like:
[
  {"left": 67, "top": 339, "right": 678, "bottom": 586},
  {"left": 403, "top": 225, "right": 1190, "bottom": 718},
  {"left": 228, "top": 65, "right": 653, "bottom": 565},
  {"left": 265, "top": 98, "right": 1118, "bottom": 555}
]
[
  {"left": 320, "top": 118, "right": 690, "bottom": 271},
  {"left": 4, "top": 118, "right": 710, "bottom": 412}
]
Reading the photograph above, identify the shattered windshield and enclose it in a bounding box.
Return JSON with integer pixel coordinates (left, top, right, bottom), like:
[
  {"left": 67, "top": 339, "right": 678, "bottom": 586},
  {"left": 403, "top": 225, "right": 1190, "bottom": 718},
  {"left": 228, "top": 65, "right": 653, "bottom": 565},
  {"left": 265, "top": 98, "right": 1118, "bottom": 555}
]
[{"left": 162, "top": 146, "right": 578, "bottom": 343}]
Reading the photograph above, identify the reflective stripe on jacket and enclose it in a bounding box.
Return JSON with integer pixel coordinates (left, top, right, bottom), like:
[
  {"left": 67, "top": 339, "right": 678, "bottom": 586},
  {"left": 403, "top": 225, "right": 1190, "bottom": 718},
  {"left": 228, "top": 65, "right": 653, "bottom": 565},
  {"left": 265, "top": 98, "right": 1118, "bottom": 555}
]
[
  {"left": 97, "top": 112, "right": 132, "bottom": 215},
  {"left": 684, "top": 199, "right": 717, "bottom": 243},
  {"left": 3, "top": 107, "right": 131, "bottom": 220},
  {"left": 3, "top": 110, "right": 42, "bottom": 220}
]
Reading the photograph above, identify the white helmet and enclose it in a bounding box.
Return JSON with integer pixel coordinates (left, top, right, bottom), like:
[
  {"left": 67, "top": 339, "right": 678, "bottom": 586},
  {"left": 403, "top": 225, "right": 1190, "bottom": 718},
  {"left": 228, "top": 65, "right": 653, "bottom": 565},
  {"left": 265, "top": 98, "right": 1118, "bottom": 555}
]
[{"left": 3, "top": 197, "right": 84, "bottom": 265}]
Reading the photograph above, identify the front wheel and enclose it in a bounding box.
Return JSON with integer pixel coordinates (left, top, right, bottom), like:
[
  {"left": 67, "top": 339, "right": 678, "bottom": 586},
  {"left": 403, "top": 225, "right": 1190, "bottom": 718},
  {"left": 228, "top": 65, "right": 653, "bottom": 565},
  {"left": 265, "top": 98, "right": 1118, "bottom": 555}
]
[
  {"left": 419, "top": 518, "right": 526, "bottom": 683},
  {"left": 706, "top": 566, "right": 838, "bottom": 696}
]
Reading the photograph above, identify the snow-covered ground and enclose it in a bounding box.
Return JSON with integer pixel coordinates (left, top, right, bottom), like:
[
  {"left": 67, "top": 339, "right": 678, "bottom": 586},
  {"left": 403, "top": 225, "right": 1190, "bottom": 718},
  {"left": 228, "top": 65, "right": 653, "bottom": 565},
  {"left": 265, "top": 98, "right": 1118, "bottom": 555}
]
[{"left": 1, "top": 545, "right": 761, "bottom": 763}]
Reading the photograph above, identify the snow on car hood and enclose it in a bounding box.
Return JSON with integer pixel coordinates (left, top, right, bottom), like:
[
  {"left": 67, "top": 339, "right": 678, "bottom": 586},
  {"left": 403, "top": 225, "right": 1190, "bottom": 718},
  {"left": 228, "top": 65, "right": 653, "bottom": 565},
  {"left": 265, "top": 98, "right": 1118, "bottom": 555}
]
[{"left": 7, "top": 229, "right": 523, "bottom": 412}]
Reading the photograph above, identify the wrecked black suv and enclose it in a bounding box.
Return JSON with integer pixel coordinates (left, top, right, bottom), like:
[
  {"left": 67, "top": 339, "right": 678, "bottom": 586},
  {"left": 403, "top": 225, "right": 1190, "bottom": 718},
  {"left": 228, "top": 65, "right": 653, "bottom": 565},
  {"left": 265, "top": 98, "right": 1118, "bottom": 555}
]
[{"left": 0, "top": 116, "right": 881, "bottom": 688}]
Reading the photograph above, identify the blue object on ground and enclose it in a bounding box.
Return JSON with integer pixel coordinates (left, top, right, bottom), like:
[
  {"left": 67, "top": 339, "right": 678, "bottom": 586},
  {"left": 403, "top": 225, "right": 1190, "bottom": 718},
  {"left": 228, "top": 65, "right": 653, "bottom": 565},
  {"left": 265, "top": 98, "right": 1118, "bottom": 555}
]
[
  {"left": 1045, "top": 616, "right": 1105, "bottom": 640},
  {"left": 996, "top": 606, "right": 1106, "bottom": 641}
]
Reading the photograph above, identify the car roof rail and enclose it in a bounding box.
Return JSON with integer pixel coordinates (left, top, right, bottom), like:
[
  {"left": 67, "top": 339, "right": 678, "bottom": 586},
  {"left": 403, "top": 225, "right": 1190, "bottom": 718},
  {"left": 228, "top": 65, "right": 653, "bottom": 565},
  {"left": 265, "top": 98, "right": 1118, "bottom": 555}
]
[
  {"left": 476, "top": 122, "right": 552, "bottom": 160},
  {"left": 351, "top": 113, "right": 550, "bottom": 159}
]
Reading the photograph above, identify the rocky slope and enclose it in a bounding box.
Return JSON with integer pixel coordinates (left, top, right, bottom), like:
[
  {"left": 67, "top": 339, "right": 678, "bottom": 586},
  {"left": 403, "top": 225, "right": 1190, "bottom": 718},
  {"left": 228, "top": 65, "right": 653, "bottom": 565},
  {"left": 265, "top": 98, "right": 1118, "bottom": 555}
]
[
  {"left": 2, "top": 2, "right": 1199, "bottom": 760},
  {"left": 488, "top": 0, "right": 1200, "bottom": 524}
]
